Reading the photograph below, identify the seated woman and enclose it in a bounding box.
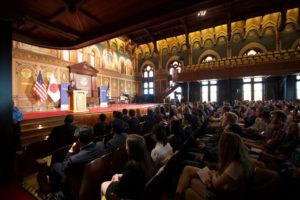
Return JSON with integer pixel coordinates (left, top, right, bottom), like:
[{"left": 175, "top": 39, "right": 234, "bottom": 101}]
[
  {"left": 101, "top": 134, "right": 155, "bottom": 200},
  {"left": 175, "top": 132, "right": 254, "bottom": 200},
  {"left": 150, "top": 124, "right": 174, "bottom": 171}
]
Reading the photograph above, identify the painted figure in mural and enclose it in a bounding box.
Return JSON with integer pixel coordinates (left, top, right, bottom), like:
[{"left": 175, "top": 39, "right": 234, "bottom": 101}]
[{"left": 103, "top": 48, "right": 118, "bottom": 71}]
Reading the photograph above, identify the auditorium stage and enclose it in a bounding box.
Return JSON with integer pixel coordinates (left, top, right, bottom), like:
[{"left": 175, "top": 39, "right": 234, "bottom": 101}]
[
  {"left": 21, "top": 103, "right": 158, "bottom": 146},
  {"left": 23, "top": 103, "right": 158, "bottom": 120}
]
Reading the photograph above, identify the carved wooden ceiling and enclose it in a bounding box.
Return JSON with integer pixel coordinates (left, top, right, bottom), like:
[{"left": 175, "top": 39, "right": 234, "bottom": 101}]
[{"left": 1, "top": 0, "right": 299, "bottom": 49}]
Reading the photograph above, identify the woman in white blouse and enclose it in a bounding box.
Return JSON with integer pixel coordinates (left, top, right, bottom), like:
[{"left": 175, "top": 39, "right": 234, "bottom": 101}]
[{"left": 150, "top": 124, "right": 174, "bottom": 171}]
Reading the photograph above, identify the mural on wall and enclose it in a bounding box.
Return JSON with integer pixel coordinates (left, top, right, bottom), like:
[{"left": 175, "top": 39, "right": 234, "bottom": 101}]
[
  {"left": 102, "top": 48, "right": 118, "bottom": 71},
  {"left": 60, "top": 70, "right": 69, "bottom": 83},
  {"left": 17, "top": 63, "right": 36, "bottom": 96},
  {"left": 126, "top": 81, "right": 131, "bottom": 95},
  {"left": 102, "top": 47, "right": 134, "bottom": 75},
  {"left": 119, "top": 80, "right": 125, "bottom": 94},
  {"left": 16, "top": 42, "right": 58, "bottom": 57},
  {"left": 111, "top": 78, "right": 118, "bottom": 97}
]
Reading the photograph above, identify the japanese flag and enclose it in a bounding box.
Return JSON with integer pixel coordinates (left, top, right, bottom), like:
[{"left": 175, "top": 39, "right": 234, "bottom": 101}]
[{"left": 48, "top": 73, "right": 60, "bottom": 102}]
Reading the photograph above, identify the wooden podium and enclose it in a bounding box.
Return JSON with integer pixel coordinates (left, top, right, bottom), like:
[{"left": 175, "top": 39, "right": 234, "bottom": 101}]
[{"left": 69, "top": 90, "right": 88, "bottom": 112}]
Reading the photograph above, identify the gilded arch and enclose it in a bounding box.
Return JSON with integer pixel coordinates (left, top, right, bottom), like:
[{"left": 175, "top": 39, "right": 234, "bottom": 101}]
[
  {"left": 198, "top": 50, "right": 221, "bottom": 64},
  {"left": 89, "top": 45, "right": 101, "bottom": 68},
  {"left": 291, "top": 38, "right": 300, "bottom": 49},
  {"left": 238, "top": 42, "right": 268, "bottom": 56},
  {"left": 165, "top": 55, "right": 184, "bottom": 72},
  {"left": 141, "top": 60, "right": 155, "bottom": 75}
]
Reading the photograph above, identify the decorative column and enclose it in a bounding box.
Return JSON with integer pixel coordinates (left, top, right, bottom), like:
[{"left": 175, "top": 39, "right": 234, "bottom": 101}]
[{"left": 187, "top": 82, "right": 190, "bottom": 103}]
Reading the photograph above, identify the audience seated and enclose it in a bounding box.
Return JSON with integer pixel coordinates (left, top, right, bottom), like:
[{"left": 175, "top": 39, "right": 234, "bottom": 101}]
[
  {"left": 182, "top": 114, "right": 193, "bottom": 140},
  {"left": 150, "top": 124, "right": 174, "bottom": 171},
  {"left": 101, "top": 134, "right": 155, "bottom": 200},
  {"left": 94, "top": 113, "right": 110, "bottom": 139},
  {"left": 48, "top": 125, "right": 106, "bottom": 194},
  {"left": 106, "top": 119, "right": 128, "bottom": 152},
  {"left": 243, "top": 106, "right": 257, "bottom": 128},
  {"left": 246, "top": 110, "right": 287, "bottom": 152},
  {"left": 259, "top": 121, "right": 299, "bottom": 170},
  {"left": 175, "top": 132, "right": 254, "bottom": 200},
  {"left": 128, "top": 109, "right": 140, "bottom": 134},
  {"left": 48, "top": 114, "right": 76, "bottom": 149},
  {"left": 168, "top": 119, "right": 185, "bottom": 152}
]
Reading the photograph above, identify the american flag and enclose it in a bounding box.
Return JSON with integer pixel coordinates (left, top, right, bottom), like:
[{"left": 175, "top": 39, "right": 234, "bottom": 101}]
[{"left": 33, "top": 70, "right": 48, "bottom": 101}]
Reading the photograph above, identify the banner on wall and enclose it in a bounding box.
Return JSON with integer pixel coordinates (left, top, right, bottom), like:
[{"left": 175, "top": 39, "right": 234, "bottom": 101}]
[
  {"left": 99, "top": 86, "right": 108, "bottom": 107},
  {"left": 60, "top": 83, "right": 69, "bottom": 110}
]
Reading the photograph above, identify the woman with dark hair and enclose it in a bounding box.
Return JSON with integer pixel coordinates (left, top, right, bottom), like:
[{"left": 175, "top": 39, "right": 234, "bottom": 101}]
[
  {"left": 150, "top": 124, "right": 173, "bottom": 170},
  {"left": 169, "top": 119, "right": 185, "bottom": 152},
  {"left": 101, "top": 134, "right": 155, "bottom": 200}
]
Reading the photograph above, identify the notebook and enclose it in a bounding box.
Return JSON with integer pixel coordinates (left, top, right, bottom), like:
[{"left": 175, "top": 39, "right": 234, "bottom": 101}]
[{"left": 197, "top": 166, "right": 210, "bottom": 183}]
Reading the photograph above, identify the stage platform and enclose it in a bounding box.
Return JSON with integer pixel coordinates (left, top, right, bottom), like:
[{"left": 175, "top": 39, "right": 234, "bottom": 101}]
[
  {"left": 23, "top": 103, "right": 157, "bottom": 120},
  {"left": 21, "top": 103, "right": 158, "bottom": 146}
]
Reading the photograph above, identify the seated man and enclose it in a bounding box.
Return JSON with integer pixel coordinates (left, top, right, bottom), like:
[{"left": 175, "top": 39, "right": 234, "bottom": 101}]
[
  {"left": 48, "top": 114, "right": 76, "bottom": 149},
  {"left": 48, "top": 125, "right": 106, "bottom": 193},
  {"left": 94, "top": 113, "right": 110, "bottom": 138},
  {"left": 106, "top": 119, "right": 128, "bottom": 152}
]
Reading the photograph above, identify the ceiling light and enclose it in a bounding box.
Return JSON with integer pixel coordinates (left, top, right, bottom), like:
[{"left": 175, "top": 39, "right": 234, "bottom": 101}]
[{"left": 197, "top": 10, "right": 206, "bottom": 16}]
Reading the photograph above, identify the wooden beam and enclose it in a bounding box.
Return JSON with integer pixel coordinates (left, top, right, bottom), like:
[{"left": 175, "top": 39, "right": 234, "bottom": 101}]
[
  {"left": 23, "top": 15, "right": 80, "bottom": 40},
  {"left": 79, "top": 8, "right": 105, "bottom": 26}
]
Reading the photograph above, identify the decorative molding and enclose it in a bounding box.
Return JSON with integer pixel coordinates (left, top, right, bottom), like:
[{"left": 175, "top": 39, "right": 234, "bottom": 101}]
[
  {"left": 13, "top": 48, "right": 69, "bottom": 68},
  {"left": 238, "top": 42, "right": 268, "bottom": 56}
]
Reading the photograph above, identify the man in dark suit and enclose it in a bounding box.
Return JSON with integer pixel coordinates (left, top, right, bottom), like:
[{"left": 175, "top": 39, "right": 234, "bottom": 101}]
[
  {"left": 48, "top": 114, "right": 76, "bottom": 149},
  {"left": 68, "top": 80, "right": 77, "bottom": 91},
  {"left": 94, "top": 113, "right": 110, "bottom": 137},
  {"left": 49, "top": 125, "right": 106, "bottom": 192},
  {"left": 106, "top": 119, "right": 128, "bottom": 152}
]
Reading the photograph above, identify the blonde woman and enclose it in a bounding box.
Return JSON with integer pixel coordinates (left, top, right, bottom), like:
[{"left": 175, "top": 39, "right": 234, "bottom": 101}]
[{"left": 175, "top": 132, "right": 254, "bottom": 200}]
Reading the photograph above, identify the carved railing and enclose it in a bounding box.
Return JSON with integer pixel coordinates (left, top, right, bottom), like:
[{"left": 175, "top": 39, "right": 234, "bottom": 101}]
[{"left": 184, "top": 49, "right": 300, "bottom": 72}]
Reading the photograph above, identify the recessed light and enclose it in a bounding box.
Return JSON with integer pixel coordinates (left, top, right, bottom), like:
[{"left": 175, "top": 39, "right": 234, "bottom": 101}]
[{"left": 197, "top": 10, "right": 206, "bottom": 16}]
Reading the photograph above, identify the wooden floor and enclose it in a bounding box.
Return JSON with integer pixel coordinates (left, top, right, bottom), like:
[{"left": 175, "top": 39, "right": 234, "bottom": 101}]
[{"left": 21, "top": 103, "right": 158, "bottom": 147}]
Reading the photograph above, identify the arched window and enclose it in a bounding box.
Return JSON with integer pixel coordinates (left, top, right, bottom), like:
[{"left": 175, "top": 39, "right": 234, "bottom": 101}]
[
  {"left": 143, "top": 65, "right": 154, "bottom": 95},
  {"left": 169, "top": 60, "right": 182, "bottom": 87},
  {"left": 201, "top": 55, "right": 216, "bottom": 63},
  {"left": 243, "top": 49, "right": 261, "bottom": 56},
  {"left": 78, "top": 49, "right": 83, "bottom": 62},
  {"left": 168, "top": 60, "right": 182, "bottom": 102},
  {"left": 62, "top": 50, "right": 69, "bottom": 61},
  {"left": 90, "top": 50, "right": 95, "bottom": 67}
]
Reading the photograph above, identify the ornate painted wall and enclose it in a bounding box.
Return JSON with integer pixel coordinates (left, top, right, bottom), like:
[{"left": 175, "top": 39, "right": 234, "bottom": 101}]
[{"left": 13, "top": 38, "right": 138, "bottom": 112}]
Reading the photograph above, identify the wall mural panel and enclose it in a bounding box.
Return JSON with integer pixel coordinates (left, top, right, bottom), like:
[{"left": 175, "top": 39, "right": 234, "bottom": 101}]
[
  {"left": 119, "top": 80, "right": 125, "bottom": 95},
  {"left": 17, "top": 62, "right": 35, "bottom": 96},
  {"left": 126, "top": 81, "right": 131, "bottom": 95},
  {"left": 102, "top": 47, "right": 134, "bottom": 75},
  {"left": 60, "top": 70, "right": 69, "bottom": 83},
  {"left": 111, "top": 78, "right": 118, "bottom": 97}
]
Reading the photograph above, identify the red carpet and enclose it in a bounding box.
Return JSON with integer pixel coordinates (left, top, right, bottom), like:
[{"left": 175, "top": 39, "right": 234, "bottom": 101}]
[
  {"left": 24, "top": 103, "right": 157, "bottom": 120},
  {"left": 0, "top": 181, "right": 37, "bottom": 200}
]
